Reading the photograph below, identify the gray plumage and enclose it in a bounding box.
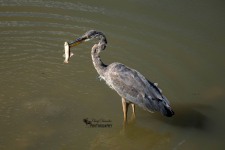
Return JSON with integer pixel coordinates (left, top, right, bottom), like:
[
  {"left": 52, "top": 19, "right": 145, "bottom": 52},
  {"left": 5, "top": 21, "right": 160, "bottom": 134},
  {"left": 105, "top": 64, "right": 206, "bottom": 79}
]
[{"left": 68, "top": 30, "right": 174, "bottom": 120}]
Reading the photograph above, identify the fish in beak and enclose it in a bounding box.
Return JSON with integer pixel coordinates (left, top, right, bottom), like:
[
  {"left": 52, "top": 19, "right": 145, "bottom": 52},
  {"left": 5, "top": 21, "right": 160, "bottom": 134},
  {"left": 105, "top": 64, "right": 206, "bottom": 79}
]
[
  {"left": 63, "top": 36, "right": 88, "bottom": 63},
  {"left": 63, "top": 42, "right": 73, "bottom": 63},
  {"left": 63, "top": 30, "right": 105, "bottom": 63}
]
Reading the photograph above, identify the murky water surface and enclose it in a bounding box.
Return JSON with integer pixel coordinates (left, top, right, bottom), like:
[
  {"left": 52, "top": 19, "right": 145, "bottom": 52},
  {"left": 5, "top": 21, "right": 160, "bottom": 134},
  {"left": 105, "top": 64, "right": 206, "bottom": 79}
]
[{"left": 0, "top": 0, "right": 225, "bottom": 149}]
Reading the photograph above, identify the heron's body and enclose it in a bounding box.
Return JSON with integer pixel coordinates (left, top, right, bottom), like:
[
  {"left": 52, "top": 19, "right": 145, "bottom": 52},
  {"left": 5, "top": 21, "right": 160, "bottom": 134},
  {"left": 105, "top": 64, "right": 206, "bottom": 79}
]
[
  {"left": 104, "top": 63, "right": 165, "bottom": 111},
  {"left": 67, "top": 30, "right": 174, "bottom": 124}
]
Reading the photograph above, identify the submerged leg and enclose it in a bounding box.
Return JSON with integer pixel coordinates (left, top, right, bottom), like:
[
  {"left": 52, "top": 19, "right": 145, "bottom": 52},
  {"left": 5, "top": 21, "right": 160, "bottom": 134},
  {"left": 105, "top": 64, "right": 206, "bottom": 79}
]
[
  {"left": 131, "top": 104, "right": 136, "bottom": 120},
  {"left": 122, "top": 97, "right": 129, "bottom": 125}
]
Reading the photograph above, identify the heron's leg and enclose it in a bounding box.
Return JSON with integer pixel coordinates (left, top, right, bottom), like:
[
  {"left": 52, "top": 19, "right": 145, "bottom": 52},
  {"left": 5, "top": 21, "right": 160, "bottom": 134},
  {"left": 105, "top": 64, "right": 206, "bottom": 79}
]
[
  {"left": 131, "top": 104, "right": 136, "bottom": 120},
  {"left": 122, "top": 97, "right": 129, "bottom": 125}
]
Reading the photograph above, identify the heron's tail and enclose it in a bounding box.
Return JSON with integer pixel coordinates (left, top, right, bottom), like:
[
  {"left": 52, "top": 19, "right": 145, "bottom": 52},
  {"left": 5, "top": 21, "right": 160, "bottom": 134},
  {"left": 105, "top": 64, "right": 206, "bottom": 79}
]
[{"left": 159, "top": 100, "right": 174, "bottom": 117}]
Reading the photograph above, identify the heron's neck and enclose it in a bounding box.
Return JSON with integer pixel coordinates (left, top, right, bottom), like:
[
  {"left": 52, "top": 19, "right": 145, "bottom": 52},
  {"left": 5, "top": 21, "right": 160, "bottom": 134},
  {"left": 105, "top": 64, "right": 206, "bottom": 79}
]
[{"left": 91, "top": 47, "right": 107, "bottom": 78}]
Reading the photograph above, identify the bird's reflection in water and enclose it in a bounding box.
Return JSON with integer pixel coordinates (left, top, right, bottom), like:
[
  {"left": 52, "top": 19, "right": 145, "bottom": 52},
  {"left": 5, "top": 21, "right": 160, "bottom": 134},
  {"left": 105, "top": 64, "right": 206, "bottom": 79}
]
[
  {"left": 90, "top": 123, "right": 171, "bottom": 150},
  {"left": 90, "top": 102, "right": 212, "bottom": 150}
]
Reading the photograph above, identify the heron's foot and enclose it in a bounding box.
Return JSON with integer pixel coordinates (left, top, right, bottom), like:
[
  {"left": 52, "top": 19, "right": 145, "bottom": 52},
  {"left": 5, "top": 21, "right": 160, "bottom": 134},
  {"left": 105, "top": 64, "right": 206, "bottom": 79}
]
[
  {"left": 131, "top": 113, "right": 136, "bottom": 121},
  {"left": 123, "top": 120, "right": 127, "bottom": 127},
  {"left": 119, "top": 120, "right": 127, "bottom": 135},
  {"left": 127, "top": 114, "right": 136, "bottom": 125}
]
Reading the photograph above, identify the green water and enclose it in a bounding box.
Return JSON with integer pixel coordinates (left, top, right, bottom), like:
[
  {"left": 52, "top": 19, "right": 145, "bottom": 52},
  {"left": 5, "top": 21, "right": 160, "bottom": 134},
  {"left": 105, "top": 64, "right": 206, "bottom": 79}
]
[{"left": 0, "top": 0, "right": 225, "bottom": 149}]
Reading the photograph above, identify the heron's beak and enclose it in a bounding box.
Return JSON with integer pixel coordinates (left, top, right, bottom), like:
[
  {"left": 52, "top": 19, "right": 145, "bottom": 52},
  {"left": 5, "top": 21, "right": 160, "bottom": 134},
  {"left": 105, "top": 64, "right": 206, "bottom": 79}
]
[{"left": 68, "top": 36, "right": 88, "bottom": 48}]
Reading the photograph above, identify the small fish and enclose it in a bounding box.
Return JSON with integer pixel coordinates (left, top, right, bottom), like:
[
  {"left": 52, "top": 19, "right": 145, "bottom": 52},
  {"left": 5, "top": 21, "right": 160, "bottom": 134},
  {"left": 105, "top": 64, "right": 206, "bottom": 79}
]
[{"left": 63, "top": 42, "right": 74, "bottom": 63}]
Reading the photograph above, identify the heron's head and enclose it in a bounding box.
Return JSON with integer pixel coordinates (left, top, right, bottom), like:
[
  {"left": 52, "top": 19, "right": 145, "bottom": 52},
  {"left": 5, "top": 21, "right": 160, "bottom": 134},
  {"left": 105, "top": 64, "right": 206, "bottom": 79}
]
[{"left": 69, "top": 30, "right": 107, "bottom": 48}]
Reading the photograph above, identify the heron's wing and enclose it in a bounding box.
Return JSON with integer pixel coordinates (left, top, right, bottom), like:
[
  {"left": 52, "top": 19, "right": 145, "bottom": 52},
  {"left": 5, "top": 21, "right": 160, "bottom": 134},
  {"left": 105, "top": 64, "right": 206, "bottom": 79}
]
[{"left": 106, "top": 63, "right": 164, "bottom": 109}]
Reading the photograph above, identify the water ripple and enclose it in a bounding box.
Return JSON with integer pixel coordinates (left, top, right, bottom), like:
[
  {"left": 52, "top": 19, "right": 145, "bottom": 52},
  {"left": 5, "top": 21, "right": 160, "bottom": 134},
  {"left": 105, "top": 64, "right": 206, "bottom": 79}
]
[
  {"left": 0, "top": 12, "right": 97, "bottom": 24},
  {"left": 0, "top": 0, "right": 105, "bottom": 13}
]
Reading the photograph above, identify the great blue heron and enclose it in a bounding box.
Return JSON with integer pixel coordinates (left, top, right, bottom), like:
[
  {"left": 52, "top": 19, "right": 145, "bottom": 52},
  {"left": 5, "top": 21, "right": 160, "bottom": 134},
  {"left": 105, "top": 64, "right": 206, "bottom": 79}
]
[{"left": 65, "top": 30, "right": 174, "bottom": 124}]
